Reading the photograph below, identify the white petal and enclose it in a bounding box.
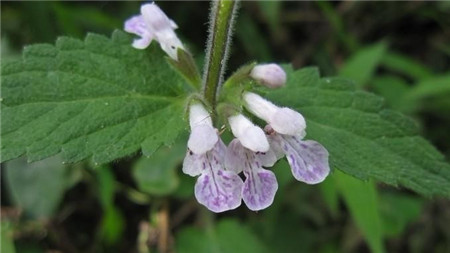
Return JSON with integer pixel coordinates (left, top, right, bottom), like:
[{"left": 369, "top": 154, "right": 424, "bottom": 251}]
[
  {"left": 157, "top": 31, "right": 184, "bottom": 60},
  {"left": 270, "top": 108, "right": 306, "bottom": 136},
  {"left": 228, "top": 114, "right": 269, "bottom": 152},
  {"left": 132, "top": 37, "right": 152, "bottom": 49},
  {"left": 141, "top": 3, "right": 173, "bottom": 32},
  {"left": 182, "top": 139, "right": 226, "bottom": 177},
  {"left": 239, "top": 125, "right": 270, "bottom": 152},
  {"left": 243, "top": 92, "right": 278, "bottom": 122},
  {"left": 189, "top": 104, "right": 212, "bottom": 128},
  {"left": 182, "top": 150, "right": 204, "bottom": 177},
  {"left": 139, "top": 3, "right": 184, "bottom": 60},
  {"left": 225, "top": 139, "right": 245, "bottom": 174},
  {"left": 250, "top": 64, "right": 286, "bottom": 88},
  {"left": 257, "top": 149, "right": 278, "bottom": 167},
  {"left": 187, "top": 124, "right": 218, "bottom": 154}
]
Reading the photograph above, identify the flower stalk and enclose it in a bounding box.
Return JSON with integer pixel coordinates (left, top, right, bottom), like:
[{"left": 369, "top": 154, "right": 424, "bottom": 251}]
[{"left": 203, "top": 0, "right": 239, "bottom": 112}]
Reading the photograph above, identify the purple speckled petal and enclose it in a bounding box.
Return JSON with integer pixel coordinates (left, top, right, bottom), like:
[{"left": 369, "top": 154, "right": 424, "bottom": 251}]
[
  {"left": 226, "top": 139, "right": 278, "bottom": 211},
  {"left": 242, "top": 168, "right": 278, "bottom": 211},
  {"left": 195, "top": 168, "right": 243, "bottom": 213},
  {"left": 124, "top": 15, "right": 154, "bottom": 49},
  {"left": 226, "top": 139, "right": 278, "bottom": 173},
  {"left": 277, "top": 134, "right": 330, "bottom": 184}
]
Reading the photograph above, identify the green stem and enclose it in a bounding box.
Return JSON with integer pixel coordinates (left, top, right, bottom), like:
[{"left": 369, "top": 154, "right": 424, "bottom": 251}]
[{"left": 203, "top": 0, "right": 239, "bottom": 112}]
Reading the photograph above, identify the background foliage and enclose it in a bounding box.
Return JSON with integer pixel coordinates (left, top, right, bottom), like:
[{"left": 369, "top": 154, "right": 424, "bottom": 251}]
[{"left": 1, "top": 1, "right": 450, "bottom": 253}]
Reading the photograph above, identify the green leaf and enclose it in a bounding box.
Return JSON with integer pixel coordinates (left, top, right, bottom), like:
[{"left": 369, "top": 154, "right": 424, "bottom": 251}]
[
  {"left": 379, "top": 192, "right": 423, "bottom": 237},
  {"left": 236, "top": 13, "right": 272, "bottom": 61},
  {"left": 339, "top": 42, "right": 387, "bottom": 87},
  {"left": 167, "top": 48, "right": 202, "bottom": 90},
  {"left": 257, "top": 1, "right": 281, "bottom": 35},
  {"left": 405, "top": 74, "right": 450, "bottom": 101},
  {"left": 4, "top": 156, "right": 80, "bottom": 219},
  {"left": 267, "top": 66, "right": 450, "bottom": 197},
  {"left": 334, "top": 171, "right": 385, "bottom": 253},
  {"left": 381, "top": 52, "right": 433, "bottom": 81},
  {"left": 371, "top": 76, "right": 411, "bottom": 111},
  {"left": 1, "top": 30, "right": 187, "bottom": 164},
  {"left": 95, "top": 166, "right": 124, "bottom": 244},
  {"left": 132, "top": 139, "right": 186, "bottom": 196},
  {"left": 1, "top": 222, "right": 16, "bottom": 253},
  {"left": 175, "top": 219, "right": 268, "bottom": 253},
  {"left": 319, "top": 177, "right": 340, "bottom": 216}
]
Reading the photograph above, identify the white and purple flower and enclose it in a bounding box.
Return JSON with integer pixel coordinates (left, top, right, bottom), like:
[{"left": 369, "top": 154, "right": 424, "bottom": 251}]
[
  {"left": 124, "top": 2, "right": 184, "bottom": 60},
  {"left": 225, "top": 139, "right": 278, "bottom": 211},
  {"left": 183, "top": 103, "right": 243, "bottom": 212},
  {"left": 244, "top": 91, "right": 330, "bottom": 184}
]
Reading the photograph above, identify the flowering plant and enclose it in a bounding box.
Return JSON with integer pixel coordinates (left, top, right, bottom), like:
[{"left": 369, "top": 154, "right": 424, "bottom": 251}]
[
  {"left": 2, "top": 1, "right": 450, "bottom": 252},
  {"left": 124, "top": 3, "right": 330, "bottom": 212}
]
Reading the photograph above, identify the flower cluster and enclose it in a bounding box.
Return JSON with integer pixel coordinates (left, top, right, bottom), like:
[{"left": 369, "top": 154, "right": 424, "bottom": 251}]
[
  {"left": 183, "top": 86, "right": 330, "bottom": 212},
  {"left": 124, "top": 3, "right": 330, "bottom": 212}
]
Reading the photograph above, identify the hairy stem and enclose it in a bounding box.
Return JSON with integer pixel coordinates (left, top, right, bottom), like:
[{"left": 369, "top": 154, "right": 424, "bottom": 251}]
[{"left": 203, "top": 0, "right": 239, "bottom": 112}]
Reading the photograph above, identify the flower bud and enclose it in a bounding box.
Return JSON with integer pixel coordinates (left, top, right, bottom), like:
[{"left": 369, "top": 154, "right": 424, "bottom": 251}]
[{"left": 250, "top": 64, "right": 286, "bottom": 88}]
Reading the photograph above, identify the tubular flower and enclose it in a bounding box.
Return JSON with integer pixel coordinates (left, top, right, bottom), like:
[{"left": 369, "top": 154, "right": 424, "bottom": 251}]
[
  {"left": 183, "top": 103, "right": 243, "bottom": 212},
  {"left": 244, "top": 92, "right": 330, "bottom": 184},
  {"left": 124, "top": 2, "right": 184, "bottom": 60},
  {"left": 226, "top": 139, "right": 278, "bottom": 211}
]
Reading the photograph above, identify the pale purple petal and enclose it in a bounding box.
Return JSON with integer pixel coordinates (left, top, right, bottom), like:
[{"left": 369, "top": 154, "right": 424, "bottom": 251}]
[
  {"left": 266, "top": 130, "right": 285, "bottom": 160},
  {"left": 256, "top": 150, "right": 278, "bottom": 167},
  {"left": 124, "top": 15, "right": 154, "bottom": 49},
  {"left": 195, "top": 169, "right": 243, "bottom": 213},
  {"left": 225, "top": 139, "right": 245, "bottom": 174},
  {"left": 242, "top": 168, "right": 278, "bottom": 211},
  {"left": 182, "top": 150, "right": 204, "bottom": 177},
  {"left": 141, "top": 3, "right": 173, "bottom": 32},
  {"left": 226, "top": 139, "right": 279, "bottom": 211},
  {"left": 274, "top": 134, "right": 330, "bottom": 184}
]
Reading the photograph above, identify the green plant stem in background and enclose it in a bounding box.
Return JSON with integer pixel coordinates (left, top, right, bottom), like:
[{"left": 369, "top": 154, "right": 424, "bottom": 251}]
[{"left": 203, "top": 0, "right": 239, "bottom": 113}]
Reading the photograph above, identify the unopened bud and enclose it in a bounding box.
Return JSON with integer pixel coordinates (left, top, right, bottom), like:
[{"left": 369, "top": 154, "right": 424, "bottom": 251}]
[{"left": 250, "top": 64, "right": 286, "bottom": 88}]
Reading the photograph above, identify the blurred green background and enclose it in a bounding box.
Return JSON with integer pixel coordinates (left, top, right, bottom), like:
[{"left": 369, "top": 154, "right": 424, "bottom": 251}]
[{"left": 1, "top": 1, "right": 450, "bottom": 253}]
